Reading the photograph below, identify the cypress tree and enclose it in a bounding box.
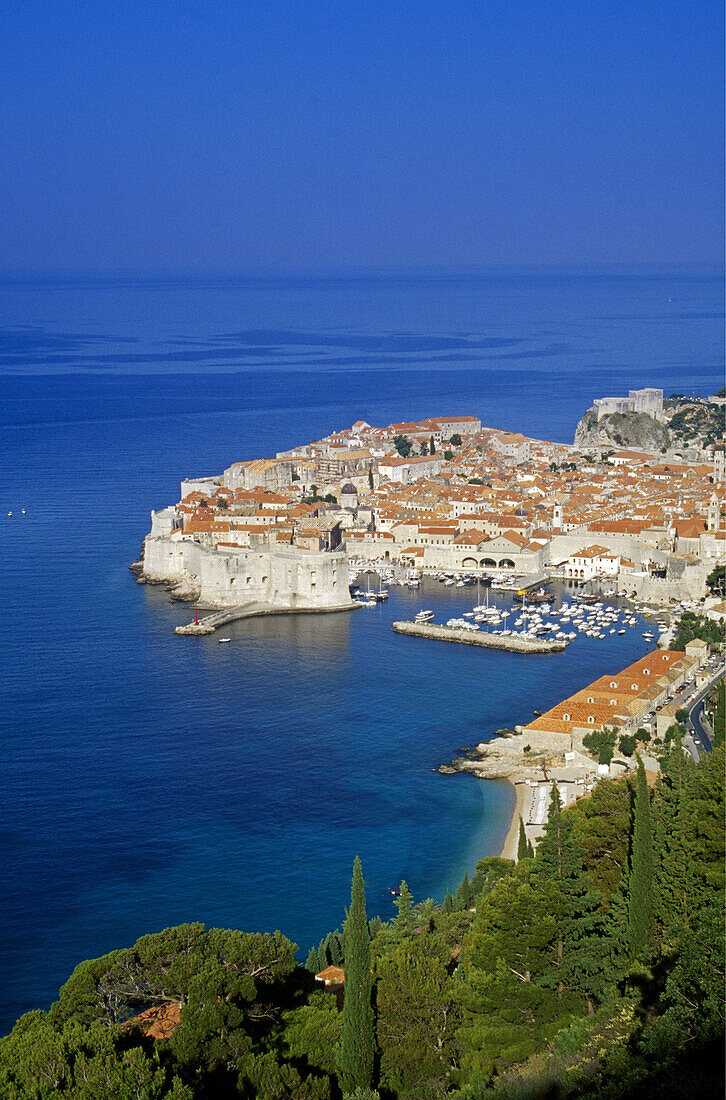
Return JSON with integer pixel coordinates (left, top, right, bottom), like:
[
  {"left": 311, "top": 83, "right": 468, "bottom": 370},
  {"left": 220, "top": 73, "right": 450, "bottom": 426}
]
[
  {"left": 338, "top": 857, "right": 376, "bottom": 1094},
  {"left": 305, "top": 946, "right": 319, "bottom": 972},
  {"left": 325, "top": 930, "right": 343, "bottom": 965},
  {"left": 628, "top": 758, "right": 656, "bottom": 959},
  {"left": 653, "top": 737, "right": 696, "bottom": 936},
  {"left": 455, "top": 871, "right": 472, "bottom": 910},
  {"left": 394, "top": 880, "right": 412, "bottom": 933},
  {"left": 517, "top": 817, "right": 530, "bottom": 861},
  {"left": 442, "top": 889, "right": 453, "bottom": 914}
]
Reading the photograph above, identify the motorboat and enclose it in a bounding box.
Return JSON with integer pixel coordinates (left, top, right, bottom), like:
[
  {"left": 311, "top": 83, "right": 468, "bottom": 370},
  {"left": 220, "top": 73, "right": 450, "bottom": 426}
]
[{"left": 415, "top": 610, "right": 435, "bottom": 623}]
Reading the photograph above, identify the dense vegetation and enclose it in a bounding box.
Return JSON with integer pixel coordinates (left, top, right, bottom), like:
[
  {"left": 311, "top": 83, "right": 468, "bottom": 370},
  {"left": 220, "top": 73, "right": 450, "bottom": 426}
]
[
  {"left": 664, "top": 396, "right": 725, "bottom": 448},
  {"left": 669, "top": 611, "right": 724, "bottom": 650},
  {"left": 705, "top": 565, "right": 725, "bottom": 598},
  {"left": 1, "top": 747, "right": 723, "bottom": 1099}
]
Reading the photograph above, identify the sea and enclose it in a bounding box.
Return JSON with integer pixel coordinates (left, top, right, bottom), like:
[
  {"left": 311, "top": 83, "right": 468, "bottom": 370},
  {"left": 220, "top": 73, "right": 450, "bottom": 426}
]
[{"left": 1, "top": 266, "right": 723, "bottom": 1033}]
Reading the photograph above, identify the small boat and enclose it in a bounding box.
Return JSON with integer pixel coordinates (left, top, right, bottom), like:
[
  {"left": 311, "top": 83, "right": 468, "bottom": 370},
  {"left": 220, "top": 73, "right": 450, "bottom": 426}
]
[
  {"left": 7, "top": 512, "right": 12, "bottom": 517},
  {"left": 414, "top": 610, "right": 434, "bottom": 623},
  {"left": 218, "top": 637, "right": 231, "bottom": 644},
  {"left": 21, "top": 509, "right": 26, "bottom": 514}
]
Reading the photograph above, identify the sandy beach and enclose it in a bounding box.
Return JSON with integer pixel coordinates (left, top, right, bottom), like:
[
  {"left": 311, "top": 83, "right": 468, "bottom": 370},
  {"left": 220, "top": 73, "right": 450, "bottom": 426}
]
[{"left": 499, "top": 781, "right": 529, "bottom": 860}]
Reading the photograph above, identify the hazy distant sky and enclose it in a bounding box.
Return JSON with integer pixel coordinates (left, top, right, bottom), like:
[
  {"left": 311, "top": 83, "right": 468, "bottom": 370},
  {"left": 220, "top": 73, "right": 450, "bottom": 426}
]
[{"left": 1, "top": 1, "right": 723, "bottom": 272}]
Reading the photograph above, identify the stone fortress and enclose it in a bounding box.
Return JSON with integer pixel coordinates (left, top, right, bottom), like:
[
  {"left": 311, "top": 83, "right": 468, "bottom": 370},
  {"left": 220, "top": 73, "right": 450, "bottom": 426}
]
[
  {"left": 593, "top": 387, "right": 665, "bottom": 421},
  {"left": 142, "top": 535, "right": 352, "bottom": 615}
]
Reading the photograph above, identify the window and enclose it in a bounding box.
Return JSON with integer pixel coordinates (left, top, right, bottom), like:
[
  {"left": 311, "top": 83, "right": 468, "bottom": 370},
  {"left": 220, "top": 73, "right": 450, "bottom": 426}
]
[{"left": 587, "top": 716, "right": 595, "bottom": 724}]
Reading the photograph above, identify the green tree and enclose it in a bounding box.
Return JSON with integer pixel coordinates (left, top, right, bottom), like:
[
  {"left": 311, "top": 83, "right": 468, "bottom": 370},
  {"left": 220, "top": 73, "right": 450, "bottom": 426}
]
[
  {"left": 367, "top": 469, "right": 374, "bottom": 491},
  {"left": 705, "top": 563, "right": 725, "bottom": 597},
  {"left": 284, "top": 990, "right": 342, "bottom": 1077},
  {"left": 324, "top": 931, "right": 343, "bottom": 966},
  {"left": 569, "top": 778, "right": 631, "bottom": 905},
  {"left": 532, "top": 786, "right": 606, "bottom": 1005},
  {"left": 469, "top": 856, "right": 514, "bottom": 901},
  {"left": 454, "top": 871, "right": 472, "bottom": 910},
  {"left": 420, "top": 441, "right": 429, "bottom": 455},
  {"left": 456, "top": 873, "right": 562, "bottom": 1084},
  {"left": 653, "top": 738, "right": 697, "bottom": 938},
  {"left": 376, "top": 937, "right": 459, "bottom": 1099},
  {"left": 628, "top": 759, "right": 656, "bottom": 959},
  {"left": 449, "top": 433, "right": 462, "bottom": 446},
  {"left": 393, "top": 436, "right": 412, "bottom": 458},
  {"left": 338, "top": 858, "right": 376, "bottom": 1095},
  {"left": 517, "top": 817, "right": 533, "bottom": 861},
  {"left": 618, "top": 733, "right": 637, "bottom": 756},
  {"left": 429, "top": 435, "right": 435, "bottom": 454},
  {"left": 583, "top": 726, "right": 617, "bottom": 765},
  {"left": 444, "top": 450, "right": 453, "bottom": 461},
  {"left": 394, "top": 881, "right": 413, "bottom": 934}
]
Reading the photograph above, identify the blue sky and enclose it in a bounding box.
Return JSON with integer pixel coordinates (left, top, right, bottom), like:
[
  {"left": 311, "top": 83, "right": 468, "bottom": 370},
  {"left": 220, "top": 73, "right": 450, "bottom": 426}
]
[{"left": 1, "top": 0, "right": 723, "bottom": 271}]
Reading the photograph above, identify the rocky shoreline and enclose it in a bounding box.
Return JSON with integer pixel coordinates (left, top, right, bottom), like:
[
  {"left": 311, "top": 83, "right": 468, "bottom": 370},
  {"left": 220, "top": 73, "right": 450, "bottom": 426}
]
[
  {"left": 129, "top": 559, "right": 201, "bottom": 602},
  {"left": 438, "top": 729, "right": 565, "bottom": 784}
]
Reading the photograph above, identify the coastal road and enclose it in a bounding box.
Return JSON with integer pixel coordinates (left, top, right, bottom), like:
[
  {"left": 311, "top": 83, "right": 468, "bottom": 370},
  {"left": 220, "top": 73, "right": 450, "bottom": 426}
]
[{"left": 682, "top": 666, "right": 723, "bottom": 760}]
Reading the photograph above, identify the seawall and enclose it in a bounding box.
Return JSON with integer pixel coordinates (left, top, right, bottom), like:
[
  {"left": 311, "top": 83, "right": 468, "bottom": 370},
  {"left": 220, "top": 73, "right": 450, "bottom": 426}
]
[{"left": 392, "top": 621, "right": 568, "bottom": 653}]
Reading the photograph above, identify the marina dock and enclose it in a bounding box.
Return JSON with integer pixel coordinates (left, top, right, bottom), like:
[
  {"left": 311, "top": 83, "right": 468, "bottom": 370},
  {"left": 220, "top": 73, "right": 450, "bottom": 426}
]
[{"left": 392, "top": 620, "right": 568, "bottom": 653}]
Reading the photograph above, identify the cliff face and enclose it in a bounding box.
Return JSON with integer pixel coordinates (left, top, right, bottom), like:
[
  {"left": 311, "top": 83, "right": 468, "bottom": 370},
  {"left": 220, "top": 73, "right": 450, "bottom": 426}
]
[
  {"left": 574, "top": 397, "right": 724, "bottom": 455},
  {"left": 574, "top": 408, "right": 670, "bottom": 454}
]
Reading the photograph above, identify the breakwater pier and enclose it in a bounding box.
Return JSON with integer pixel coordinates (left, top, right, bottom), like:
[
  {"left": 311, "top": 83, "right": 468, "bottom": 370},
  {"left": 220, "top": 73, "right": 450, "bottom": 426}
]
[
  {"left": 392, "top": 620, "right": 568, "bottom": 653},
  {"left": 176, "top": 601, "right": 359, "bottom": 635}
]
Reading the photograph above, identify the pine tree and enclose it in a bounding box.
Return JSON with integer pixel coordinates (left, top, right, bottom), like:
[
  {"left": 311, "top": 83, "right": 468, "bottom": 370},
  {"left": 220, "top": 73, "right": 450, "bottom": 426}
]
[
  {"left": 394, "top": 881, "right": 412, "bottom": 933},
  {"left": 628, "top": 758, "right": 656, "bottom": 959},
  {"left": 305, "top": 947, "right": 319, "bottom": 972},
  {"left": 456, "top": 874, "right": 562, "bottom": 1083},
  {"left": 338, "top": 857, "right": 376, "bottom": 1094},
  {"left": 533, "top": 784, "right": 606, "bottom": 1004}
]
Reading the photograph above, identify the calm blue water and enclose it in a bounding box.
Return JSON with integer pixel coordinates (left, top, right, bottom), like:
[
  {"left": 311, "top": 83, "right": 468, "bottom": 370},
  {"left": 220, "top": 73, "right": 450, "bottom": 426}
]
[{"left": 1, "top": 269, "right": 723, "bottom": 1032}]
